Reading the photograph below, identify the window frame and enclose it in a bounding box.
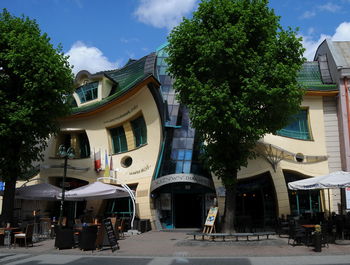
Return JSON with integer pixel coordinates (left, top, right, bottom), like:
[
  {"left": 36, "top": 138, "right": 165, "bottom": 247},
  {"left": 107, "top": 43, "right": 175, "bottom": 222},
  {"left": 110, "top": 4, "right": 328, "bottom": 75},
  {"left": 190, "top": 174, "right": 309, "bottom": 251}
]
[
  {"left": 109, "top": 125, "right": 128, "bottom": 154},
  {"left": 75, "top": 81, "right": 99, "bottom": 104},
  {"left": 131, "top": 115, "right": 147, "bottom": 148},
  {"left": 276, "top": 108, "right": 313, "bottom": 141}
]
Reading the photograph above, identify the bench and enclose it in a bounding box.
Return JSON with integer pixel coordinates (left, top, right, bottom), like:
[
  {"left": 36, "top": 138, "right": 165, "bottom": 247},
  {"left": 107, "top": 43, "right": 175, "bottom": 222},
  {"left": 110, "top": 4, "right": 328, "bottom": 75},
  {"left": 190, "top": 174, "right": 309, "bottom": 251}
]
[
  {"left": 206, "top": 233, "right": 230, "bottom": 241},
  {"left": 186, "top": 232, "right": 206, "bottom": 240},
  {"left": 253, "top": 231, "right": 276, "bottom": 240},
  {"left": 187, "top": 231, "right": 276, "bottom": 241},
  {"left": 231, "top": 233, "right": 254, "bottom": 241}
]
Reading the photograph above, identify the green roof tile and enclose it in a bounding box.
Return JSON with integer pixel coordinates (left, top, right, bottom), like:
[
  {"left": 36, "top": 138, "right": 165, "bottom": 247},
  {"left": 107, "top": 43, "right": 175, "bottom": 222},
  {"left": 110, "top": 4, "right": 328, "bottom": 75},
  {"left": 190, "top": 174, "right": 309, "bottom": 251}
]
[
  {"left": 297, "top": 62, "right": 337, "bottom": 91},
  {"left": 71, "top": 55, "right": 152, "bottom": 114}
]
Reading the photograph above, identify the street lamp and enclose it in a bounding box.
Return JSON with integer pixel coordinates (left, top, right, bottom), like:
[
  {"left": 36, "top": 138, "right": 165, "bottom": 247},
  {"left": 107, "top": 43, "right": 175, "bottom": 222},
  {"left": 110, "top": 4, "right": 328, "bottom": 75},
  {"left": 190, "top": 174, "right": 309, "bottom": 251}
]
[{"left": 57, "top": 145, "right": 75, "bottom": 226}]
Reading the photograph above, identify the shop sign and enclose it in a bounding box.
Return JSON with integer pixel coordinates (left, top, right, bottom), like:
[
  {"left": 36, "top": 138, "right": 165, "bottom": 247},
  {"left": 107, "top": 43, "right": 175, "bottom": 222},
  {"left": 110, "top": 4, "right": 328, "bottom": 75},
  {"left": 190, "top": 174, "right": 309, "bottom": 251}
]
[{"left": 151, "top": 173, "right": 214, "bottom": 191}]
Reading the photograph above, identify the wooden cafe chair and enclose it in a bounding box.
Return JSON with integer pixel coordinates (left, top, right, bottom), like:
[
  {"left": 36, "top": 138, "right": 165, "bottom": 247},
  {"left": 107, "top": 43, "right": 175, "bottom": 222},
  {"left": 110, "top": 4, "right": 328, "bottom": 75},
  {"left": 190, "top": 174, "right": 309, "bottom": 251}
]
[{"left": 14, "top": 223, "right": 34, "bottom": 248}]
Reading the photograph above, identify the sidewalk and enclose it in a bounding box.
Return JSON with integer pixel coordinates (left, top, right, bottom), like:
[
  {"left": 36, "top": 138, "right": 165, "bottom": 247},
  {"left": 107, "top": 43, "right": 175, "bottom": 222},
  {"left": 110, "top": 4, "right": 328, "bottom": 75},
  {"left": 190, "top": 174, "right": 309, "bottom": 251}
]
[{"left": 1, "top": 231, "right": 350, "bottom": 257}]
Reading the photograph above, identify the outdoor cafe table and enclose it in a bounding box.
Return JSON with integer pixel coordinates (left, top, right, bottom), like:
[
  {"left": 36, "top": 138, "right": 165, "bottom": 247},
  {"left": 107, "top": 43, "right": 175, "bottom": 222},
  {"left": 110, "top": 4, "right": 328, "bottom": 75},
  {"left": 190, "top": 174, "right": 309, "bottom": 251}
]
[
  {"left": 3, "top": 227, "right": 21, "bottom": 247},
  {"left": 301, "top": 224, "right": 317, "bottom": 246}
]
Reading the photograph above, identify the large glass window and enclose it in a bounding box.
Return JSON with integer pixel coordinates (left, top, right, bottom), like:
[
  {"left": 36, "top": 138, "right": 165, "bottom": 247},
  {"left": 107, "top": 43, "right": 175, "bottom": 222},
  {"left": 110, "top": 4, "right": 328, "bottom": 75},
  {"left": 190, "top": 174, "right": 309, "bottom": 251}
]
[
  {"left": 110, "top": 126, "right": 128, "bottom": 153},
  {"left": 276, "top": 109, "right": 311, "bottom": 140},
  {"left": 78, "top": 133, "right": 90, "bottom": 158},
  {"left": 131, "top": 116, "right": 147, "bottom": 147},
  {"left": 105, "top": 197, "right": 132, "bottom": 217},
  {"left": 284, "top": 171, "right": 321, "bottom": 216},
  {"left": 75, "top": 81, "right": 98, "bottom": 103},
  {"left": 55, "top": 131, "right": 90, "bottom": 158},
  {"left": 172, "top": 149, "right": 192, "bottom": 174}
]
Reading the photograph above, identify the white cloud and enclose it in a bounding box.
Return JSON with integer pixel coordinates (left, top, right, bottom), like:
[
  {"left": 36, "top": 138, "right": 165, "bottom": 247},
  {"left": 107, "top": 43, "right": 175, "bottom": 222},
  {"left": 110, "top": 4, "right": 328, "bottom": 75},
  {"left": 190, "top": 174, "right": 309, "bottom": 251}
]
[
  {"left": 66, "top": 41, "right": 117, "bottom": 74},
  {"left": 332, "top": 22, "right": 350, "bottom": 40},
  {"left": 300, "top": 2, "right": 341, "bottom": 20},
  {"left": 134, "top": 0, "right": 197, "bottom": 30},
  {"left": 300, "top": 10, "right": 316, "bottom": 19},
  {"left": 302, "top": 34, "right": 331, "bottom": 60},
  {"left": 318, "top": 2, "right": 341, "bottom": 13},
  {"left": 302, "top": 22, "right": 350, "bottom": 60},
  {"left": 307, "top": 27, "right": 315, "bottom": 35}
]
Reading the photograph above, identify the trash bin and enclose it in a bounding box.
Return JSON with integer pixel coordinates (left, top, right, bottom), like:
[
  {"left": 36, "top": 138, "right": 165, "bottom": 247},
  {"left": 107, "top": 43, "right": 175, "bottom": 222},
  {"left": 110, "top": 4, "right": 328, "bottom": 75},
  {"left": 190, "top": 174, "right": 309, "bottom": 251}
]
[{"left": 314, "top": 233, "right": 322, "bottom": 252}]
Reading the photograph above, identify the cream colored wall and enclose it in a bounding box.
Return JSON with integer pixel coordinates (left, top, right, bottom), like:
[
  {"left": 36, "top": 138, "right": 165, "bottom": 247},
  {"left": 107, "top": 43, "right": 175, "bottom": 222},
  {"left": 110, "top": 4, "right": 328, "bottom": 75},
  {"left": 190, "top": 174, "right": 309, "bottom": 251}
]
[
  {"left": 213, "top": 96, "right": 331, "bottom": 218},
  {"left": 40, "top": 84, "right": 163, "bottom": 221},
  {"left": 100, "top": 77, "right": 113, "bottom": 100}
]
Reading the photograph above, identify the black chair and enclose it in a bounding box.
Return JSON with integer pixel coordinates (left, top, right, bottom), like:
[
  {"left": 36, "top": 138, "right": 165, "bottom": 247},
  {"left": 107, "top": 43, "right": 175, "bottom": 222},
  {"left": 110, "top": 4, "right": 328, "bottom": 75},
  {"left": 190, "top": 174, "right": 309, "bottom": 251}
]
[
  {"left": 288, "top": 223, "right": 307, "bottom": 246},
  {"left": 320, "top": 224, "right": 329, "bottom": 248},
  {"left": 54, "top": 226, "right": 74, "bottom": 250},
  {"left": 78, "top": 225, "right": 98, "bottom": 251}
]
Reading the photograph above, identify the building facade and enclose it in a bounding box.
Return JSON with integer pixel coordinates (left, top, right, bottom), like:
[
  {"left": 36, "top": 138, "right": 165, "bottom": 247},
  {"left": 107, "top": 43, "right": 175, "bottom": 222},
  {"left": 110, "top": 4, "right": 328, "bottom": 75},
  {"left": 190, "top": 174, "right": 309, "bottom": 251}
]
[{"left": 20, "top": 42, "right": 347, "bottom": 229}]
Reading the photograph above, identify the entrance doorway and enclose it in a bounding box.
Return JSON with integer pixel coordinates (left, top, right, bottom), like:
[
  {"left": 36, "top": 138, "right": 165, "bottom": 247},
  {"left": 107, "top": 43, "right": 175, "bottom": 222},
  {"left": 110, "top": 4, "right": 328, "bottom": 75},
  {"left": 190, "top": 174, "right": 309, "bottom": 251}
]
[
  {"left": 174, "top": 193, "right": 202, "bottom": 228},
  {"left": 236, "top": 172, "right": 277, "bottom": 229}
]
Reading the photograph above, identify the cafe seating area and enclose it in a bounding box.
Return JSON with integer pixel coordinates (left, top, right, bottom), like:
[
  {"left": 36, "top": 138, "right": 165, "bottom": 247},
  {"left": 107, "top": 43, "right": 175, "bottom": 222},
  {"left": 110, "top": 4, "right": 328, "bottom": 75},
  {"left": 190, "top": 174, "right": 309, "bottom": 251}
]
[
  {"left": 53, "top": 216, "right": 131, "bottom": 251},
  {"left": 0, "top": 214, "right": 134, "bottom": 251},
  {"left": 276, "top": 212, "right": 350, "bottom": 249}
]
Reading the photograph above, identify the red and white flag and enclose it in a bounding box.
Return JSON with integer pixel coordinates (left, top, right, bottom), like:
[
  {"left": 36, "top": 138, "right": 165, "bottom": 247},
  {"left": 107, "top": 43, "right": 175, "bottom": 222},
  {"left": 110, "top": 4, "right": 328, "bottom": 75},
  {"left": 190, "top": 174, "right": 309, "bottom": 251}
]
[{"left": 94, "top": 148, "right": 102, "bottom": 172}]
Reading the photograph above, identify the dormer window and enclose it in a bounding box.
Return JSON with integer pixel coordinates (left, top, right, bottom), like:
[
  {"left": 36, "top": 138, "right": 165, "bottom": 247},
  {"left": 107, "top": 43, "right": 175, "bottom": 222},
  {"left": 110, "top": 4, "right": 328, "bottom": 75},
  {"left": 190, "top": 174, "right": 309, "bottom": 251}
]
[{"left": 76, "top": 81, "right": 99, "bottom": 103}]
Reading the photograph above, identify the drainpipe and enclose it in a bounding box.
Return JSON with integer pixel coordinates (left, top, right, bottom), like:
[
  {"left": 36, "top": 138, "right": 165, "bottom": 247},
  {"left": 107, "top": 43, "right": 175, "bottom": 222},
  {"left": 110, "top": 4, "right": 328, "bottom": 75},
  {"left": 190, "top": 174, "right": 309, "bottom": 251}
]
[
  {"left": 344, "top": 77, "right": 350, "bottom": 149},
  {"left": 343, "top": 77, "right": 350, "bottom": 215}
]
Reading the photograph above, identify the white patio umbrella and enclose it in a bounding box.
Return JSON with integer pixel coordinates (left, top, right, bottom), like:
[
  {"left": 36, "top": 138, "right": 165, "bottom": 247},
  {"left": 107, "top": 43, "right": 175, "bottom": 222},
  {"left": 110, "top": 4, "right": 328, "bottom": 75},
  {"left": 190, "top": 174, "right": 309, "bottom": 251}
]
[
  {"left": 1, "top": 183, "right": 62, "bottom": 200},
  {"left": 288, "top": 171, "right": 350, "bottom": 215},
  {"left": 58, "top": 181, "right": 130, "bottom": 201},
  {"left": 288, "top": 171, "right": 350, "bottom": 190}
]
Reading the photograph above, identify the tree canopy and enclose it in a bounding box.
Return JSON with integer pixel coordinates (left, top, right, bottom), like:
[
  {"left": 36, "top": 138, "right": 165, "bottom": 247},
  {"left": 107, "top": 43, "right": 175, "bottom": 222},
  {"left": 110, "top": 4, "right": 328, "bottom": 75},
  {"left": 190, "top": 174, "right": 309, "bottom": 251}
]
[
  {"left": 166, "top": 0, "right": 305, "bottom": 232},
  {"left": 0, "top": 9, "right": 74, "bottom": 223}
]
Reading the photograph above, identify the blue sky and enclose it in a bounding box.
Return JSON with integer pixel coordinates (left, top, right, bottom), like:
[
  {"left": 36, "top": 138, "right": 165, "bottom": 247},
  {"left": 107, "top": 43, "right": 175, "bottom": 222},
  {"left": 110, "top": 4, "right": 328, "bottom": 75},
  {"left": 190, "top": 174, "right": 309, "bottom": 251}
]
[{"left": 2, "top": 0, "right": 350, "bottom": 74}]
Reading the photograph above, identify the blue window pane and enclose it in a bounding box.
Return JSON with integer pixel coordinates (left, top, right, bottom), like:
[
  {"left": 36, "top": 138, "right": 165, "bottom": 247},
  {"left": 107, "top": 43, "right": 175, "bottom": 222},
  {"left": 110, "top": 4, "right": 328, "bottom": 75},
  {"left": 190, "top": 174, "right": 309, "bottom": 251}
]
[
  {"left": 159, "top": 67, "right": 167, "bottom": 75},
  {"left": 183, "top": 161, "right": 191, "bottom": 173},
  {"left": 171, "top": 149, "right": 178, "bottom": 160},
  {"left": 185, "top": 150, "right": 192, "bottom": 161},
  {"left": 176, "top": 161, "right": 183, "bottom": 173},
  {"left": 131, "top": 116, "right": 147, "bottom": 147},
  {"left": 75, "top": 81, "right": 99, "bottom": 103},
  {"left": 178, "top": 150, "right": 185, "bottom": 160},
  {"left": 277, "top": 110, "right": 311, "bottom": 140},
  {"left": 110, "top": 126, "right": 128, "bottom": 153}
]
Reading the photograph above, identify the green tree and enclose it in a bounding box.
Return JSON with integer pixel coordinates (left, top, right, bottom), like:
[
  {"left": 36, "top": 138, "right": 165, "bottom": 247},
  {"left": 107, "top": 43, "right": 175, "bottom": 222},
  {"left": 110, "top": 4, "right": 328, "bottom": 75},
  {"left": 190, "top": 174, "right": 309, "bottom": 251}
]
[
  {"left": 166, "top": 0, "right": 305, "bottom": 232},
  {"left": 0, "top": 9, "right": 73, "bottom": 224}
]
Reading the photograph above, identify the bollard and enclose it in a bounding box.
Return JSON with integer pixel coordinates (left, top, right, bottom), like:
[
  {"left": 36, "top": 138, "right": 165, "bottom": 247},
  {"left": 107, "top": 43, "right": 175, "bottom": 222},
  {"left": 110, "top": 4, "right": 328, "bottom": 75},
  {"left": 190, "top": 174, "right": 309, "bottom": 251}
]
[{"left": 314, "top": 233, "right": 322, "bottom": 252}]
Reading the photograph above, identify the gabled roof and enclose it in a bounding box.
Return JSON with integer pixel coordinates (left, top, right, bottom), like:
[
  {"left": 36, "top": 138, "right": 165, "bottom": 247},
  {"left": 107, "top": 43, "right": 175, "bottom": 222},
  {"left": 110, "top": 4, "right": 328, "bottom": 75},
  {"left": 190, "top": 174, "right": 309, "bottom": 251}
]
[
  {"left": 297, "top": 61, "right": 337, "bottom": 92},
  {"left": 70, "top": 53, "right": 158, "bottom": 115},
  {"left": 327, "top": 40, "right": 350, "bottom": 69}
]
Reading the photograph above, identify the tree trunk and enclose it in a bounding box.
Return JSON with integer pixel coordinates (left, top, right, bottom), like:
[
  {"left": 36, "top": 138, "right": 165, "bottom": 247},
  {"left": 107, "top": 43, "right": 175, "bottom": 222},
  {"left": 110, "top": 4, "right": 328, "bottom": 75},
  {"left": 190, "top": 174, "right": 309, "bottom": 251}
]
[
  {"left": 0, "top": 171, "right": 18, "bottom": 226},
  {"left": 221, "top": 170, "right": 238, "bottom": 233}
]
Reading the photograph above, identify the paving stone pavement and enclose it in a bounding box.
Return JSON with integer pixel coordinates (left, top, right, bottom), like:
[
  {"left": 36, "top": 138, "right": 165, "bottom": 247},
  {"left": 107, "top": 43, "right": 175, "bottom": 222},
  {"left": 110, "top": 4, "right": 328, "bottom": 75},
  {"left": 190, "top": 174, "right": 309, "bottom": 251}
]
[{"left": 0, "top": 231, "right": 349, "bottom": 258}]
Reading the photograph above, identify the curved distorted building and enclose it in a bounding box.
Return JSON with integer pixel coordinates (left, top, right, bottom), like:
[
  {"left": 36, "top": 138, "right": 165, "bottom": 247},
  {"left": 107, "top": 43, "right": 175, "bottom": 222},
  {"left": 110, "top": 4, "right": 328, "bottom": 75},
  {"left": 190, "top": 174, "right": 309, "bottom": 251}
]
[{"left": 24, "top": 43, "right": 345, "bottom": 231}]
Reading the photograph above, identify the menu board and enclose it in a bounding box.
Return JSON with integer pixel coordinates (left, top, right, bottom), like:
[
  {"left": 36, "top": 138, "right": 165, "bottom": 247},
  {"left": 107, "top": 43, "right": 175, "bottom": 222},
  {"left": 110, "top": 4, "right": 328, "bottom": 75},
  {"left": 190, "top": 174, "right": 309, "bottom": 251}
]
[
  {"left": 205, "top": 207, "right": 218, "bottom": 226},
  {"left": 102, "top": 218, "right": 119, "bottom": 252}
]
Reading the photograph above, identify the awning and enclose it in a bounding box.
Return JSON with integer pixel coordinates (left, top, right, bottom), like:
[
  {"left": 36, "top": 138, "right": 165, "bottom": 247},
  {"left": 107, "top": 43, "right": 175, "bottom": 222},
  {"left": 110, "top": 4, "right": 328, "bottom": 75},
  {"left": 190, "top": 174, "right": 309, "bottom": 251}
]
[
  {"left": 288, "top": 171, "right": 350, "bottom": 190},
  {"left": 0, "top": 183, "right": 61, "bottom": 200},
  {"left": 58, "top": 181, "right": 130, "bottom": 201}
]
